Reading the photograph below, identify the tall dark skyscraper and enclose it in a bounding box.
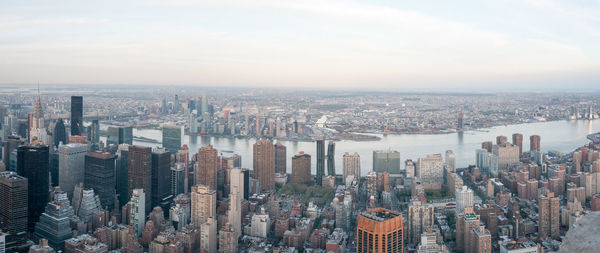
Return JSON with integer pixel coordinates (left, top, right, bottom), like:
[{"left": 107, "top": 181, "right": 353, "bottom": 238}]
[
  {"left": 16, "top": 144, "right": 49, "bottom": 231},
  {"left": 70, "top": 96, "right": 83, "bottom": 136},
  {"left": 84, "top": 151, "right": 116, "bottom": 210},
  {"left": 274, "top": 141, "right": 287, "bottom": 174},
  {"left": 327, "top": 141, "right": 335, "bottom": 176},
  {"left": 0, "top": 171, "right": 28, "bottom": 250},
  {"left": 116, "top": 145, "right": 129, "bottom": 208},
  {"left": 151, "top": 148, "right": 172, "bottom": 211},
  {"left": 128, "top": 145, "right": 152, "bottom": 213},
  {"left": 52, "top": 119, "right": 67, "bottom": 148},
  {"left": 316, "top": 139, "right": 325, "bottom": 186}
]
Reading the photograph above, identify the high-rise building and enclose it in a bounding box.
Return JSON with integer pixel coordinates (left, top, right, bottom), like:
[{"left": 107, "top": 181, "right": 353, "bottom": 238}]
[
  {"left": 342, "top": 152, "right": 361, "bottom": 184},
  {"left": 116, "top": 144, "right": 129, "bottom": 208},
  {"left": 89, "top": 119, "right": 100, "bottom": 144},
  {"left": 177, "top": 145, "right": 190, "bottom": 193},
  {"left": 84, "top": 151, "right": 116, "bottom": 210},
  {"left": 52, "top": 119, "right": 67, "bottom": 149},
  {"left": 456, "top": 207, "right": 480, "bottom": 253},
  {"left": 197, "top": 145, "right": 218, "bottom": 191},
  {"left": 530, "top": 135, "right": 541, "bottom": 152},
  {"left": 445, "top": 150, "right": 456, "bottom": 173},
  {"left": 373, "top": 150, "right": 401, "bottom": 174},
  {"left": 405, "top": 159, "right": 415, "bottom": 178},
  {"left": 493, "top": 143, "right": 520, "bottom": 170},
  {"left": 151, "top": 148, "right": 172, "bottom": 211},
  {"left": 228, "top": 186, "right": 242, "bottom": 238},
  {"left": 161, "top": 124, "right": 183, "bottom": 154},
  {"left": 33, "top": 189, "right": 74, "bottom": 251},
  {"left": 0, "top": 172, "right": 28, "bottom": 247},
  {"left": 71, "top": 184, "right": 101, "bottom": 223},
  {"left": 274, "top": 141, "right": 287, "bottom": 174},
  {"left": 458, "top": 112, "right": 464, "bottom": 129},
  {"left": 2, "top": 136, "right": 22, "bottom": 173},
  {"left": 496, "top": 135, "right": 507, "bottom": 145},
  {"left": 356, "top": 208, "right": 403, "bottom": 253},
  {"left": 476, "top": 149, "right": 499, "bottom": 176},
  {"left": 171, "top": 163, "right": 185, "bottom": 196},
  {"left": 219, "top": 223, "right": 238, "bottom": 253},
  {"left": 200, "top": 218, "right": 217, "bottom": 253},
  {"left": 58, "top": 143, "right": 87, "bottom": 198},
  {"left": 16, "top": 144, "right": 49, "bottom": 231},
  {"left": 107, "top": 126, "right": 133, "bottom": 146},
  {"left": 291, "top": 152, "right": 311, "bottom": 184},
  {"left": 253, "top": 139, "right": 274, "bottom": 191},
  {"left": 512, "top": 133, "right": 523, "bottom": 156},
  {"left": 472, "top": 225, "right": 492, "bottom": 253},
  {"left": 367, "top": 171, "right": 377, "bottom": 202},
  {"left": 128, "top": 146, "right": 152, "bottom": 212},
  {"left": 456, "top": 186, "right": 474, "bottom": 214},
  {"left": 70, "top": 96, "right": 83, "bottom": 136},
  {"left": 230, "top": 168, "right": 249, "bottom": 200},
  {"left": 29, "top": 91, "right": 46, "bottom": 144},
  {"left": 481, "top": 141, "right": 493, "bottom": 153},
  {"left": 327, "top": 141, "right": 335, "bottom": 176},
  {"left": 191, "top": 185, "right": 216, "bottom": 228},
  {"left": 407, "top": 198, "right": 434, "bottom": 246},
  {"left": 250, "top": 208, "right": 270, "bottom": 238},
  {"left": 416, "top": 154, "right": 444, "bottom": 187},
  {"left": 316, "top": 139, "right": 325, "bottom": 186},
  {"left": 128, "top": 189, "right": 146, "bottom": 237},
  {"left": 538, "top": 192, "right": 560, "bottom": 239}
]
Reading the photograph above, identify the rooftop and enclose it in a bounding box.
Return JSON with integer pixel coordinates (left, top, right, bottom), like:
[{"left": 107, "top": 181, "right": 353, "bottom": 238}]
[{"left": 361, "top": 208, "right": 400, "bottom": 221}]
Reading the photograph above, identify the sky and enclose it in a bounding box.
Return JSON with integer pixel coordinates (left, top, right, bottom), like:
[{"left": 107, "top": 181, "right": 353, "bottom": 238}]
[{"left": 1, "top": 0, "right": 600, "bottom": 91}]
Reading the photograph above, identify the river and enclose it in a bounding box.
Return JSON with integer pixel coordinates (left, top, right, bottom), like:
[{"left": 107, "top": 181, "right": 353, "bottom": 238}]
[{"left": 102, "top": 119, "right": 599, "bottom": 176}]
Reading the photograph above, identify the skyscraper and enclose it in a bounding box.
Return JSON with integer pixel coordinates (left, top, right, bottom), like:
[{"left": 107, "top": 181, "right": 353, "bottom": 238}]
[
  {"left": 316, "top": 139, "right": 325, "bottom": 186},
  {"left": 407, "top": 198, "right": 434, "bottom": 246},
  {"left": 17, "top": 144, "right": 49, "bottom": 231},
  {"left": 161, "top": 124, "right": 183, "bottom": 154},
  {"left": 107, "top": 126, "right": 133, "bottom": 146},
  {"left": 197, "top": 145, "right": 218, "bottom": 191},
  {"left": 274, "top": 141, "right": 287, "bottom": 174},
  {"left": 230, "top": 168, "right": 249, "bottom": 200},
  {"left": 253, "top": 139, "right": 274, "bottom": 191},
  {"left": 128, "top": 189, "right": 146, "bottom": 237},
  {"left": 70, "top": 96, "right": 83, "bottom": 136},
  {"left": 291, "top": 152, "right": 311, "bottom": 184},
  {"left": 52, "top": 119, "right": 67, "bottom": 149},
  {"left": 357, "top": 208, "right": 403, "bottom": 253},
  {"left": 191, "top": 185, "right": 216, "bottom": 228},
  {"left": 89, "top": 119, "right": 100, "bottom": 144},
  {"left": 445, "top": 150, "right": 456, "bottom": 173},
  {"left": 456, "top": 186, "right": 474, "bottom": 214},
  {"left": 457, "top": 112, "right": 464, "bottom": 129},
  {"left": 342, "top": 152, "right": 361, "bottom": 184},
  {"left": 58, "top": 143, "right": 88, "bottom": 198},
  {"left": 0, "top": 171, "right": 28, "bottom": 247},
  {"left": 538, "top": 192, "right": 560, "bottom": 239},
  {"left": 416, "top": 154, "right": 444, "bottom": 187},
  {"left": 493, "top": 143, "right": 520, "bottom": 170},
  {"left": 512, "top": 133, "right": 523, "bottom": 156},
  {"left": 327, "top": 141, "right": 335, "bottom": 176},
  {"left": 151, "top": 148, "right": 172, "bottom": 211},
  {"left": 128, "top": 146, "right": 152, "bottom": 213},
  {"left": 373, "top": 150, "right": 401, "bottom": 174},
  {"left": 456, "top": 206, "right": 480, "bottom": 253},
  {"left": 530, "top": 135, "right": 541, "bottom": 152},
  {"left": 84, "top": 151, "right": 116, "bottom": 210},
  {"left": 116, "top": 144, "right": 129, "bottom": 208},
  {"left": 33, "top": 189, "right": 74, "bottom": 251},
  {"left": 228, "top": 186, "right": 242, "bottom": 238},
  {"left": 496, "top": 135, "right": 507, "bottom": 145}
]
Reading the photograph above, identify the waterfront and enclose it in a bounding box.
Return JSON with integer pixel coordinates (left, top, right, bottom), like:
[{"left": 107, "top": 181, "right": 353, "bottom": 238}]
[{"left": 107, "top": 119, "right": 600, "bottom": 176}]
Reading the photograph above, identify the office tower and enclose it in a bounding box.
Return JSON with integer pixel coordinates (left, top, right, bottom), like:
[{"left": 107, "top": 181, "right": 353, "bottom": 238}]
[
  {"left": 71, "top": 184, "right": 101, "bottom": 223},
  {"left": 200, "top": 95, "right": 208, "bottom": 115},
  {"left": 151, "top": 148, "right": 172, "bottom": 211},
  {"left": 197, "top": 145, "right": 218, "bottom": 191},
  {"left": 274, "top": 141, "right": 286, "bottom": 174},
  {"left": 445, "top": 150, "right": 456, "bottom": 173},
  {"left": 373, "top": 150, "right": 401, "bottom": 174},
  {"left": 291, "top": 152, "right": 311, "bottom": 184},
  {"left": 2, "top": 136, "right": 22, "bottom": 171},
  {"left": 476, "top": 149, "right": 499, "bottom": 176},
  {"left": 0, "top": 172, "right": 28, "bottom": 247},
  {"left": 230, "top": 168, "right": 249, "bottom": 200},
  {"left": 367, "top": 171, "right": 377, "bottom": 202},
  {"left": 161, "top": 124, "right": 183, "bottom": 154},
  {"left": 416, "top": 154, "right": 444, "bottom": 187},
  {"left": 33, "top": 191, "right": 75, "bottom": 251},
  {"left": 316, "top": 139, "right": 325, "bottom": 186},
  {"left": 107, "top": 126, "right": 133, "bottom": 146},
  {"left": 177, "top": 145, "right": 190, "bottom": 193},
  {"left": 253, "top": 139, "right": 274, "bottom": 191},
  {"left": 52, "top": 119, "right": 67, "bottom": 149},
  {"left": 200, "top": 218, "right": 217, "bottom": 253},
  {"left": 29, "top": 91, "right": 46, "bottom": 144},
  {"left": 116, "top": 145, "right": 129, "bottom": 208},
  {"left": 357, "top": 208, "right": 403, "bottom": 253},
  {"left": 171, "top": 163, "right": 185, "bottom": 196},
  {"left": 456, "top": 207, "right": 480, "bottom": 253},
  {"left": 512, "top": 133, "right": 523, "bottom": 156},
  {"left": 327, "top": 141, "right": 335, "bottom": 176},
  {"left": 84, "top": 151, "right": 116, "bottom": 210},
  {"left": 538, "top": 192, "right": 560, "bottom": 239},
  {"left": 191, "top": 185, "right": 216, "bottom": 228},
  {"left": 456, "top": 186, "right": 474, "bottom": 214},
  {"left": 250, "top": 208, "right": 270, "bottom": 238},
  {"left": 70, "top": 96, "right": 83, "bottom": 136},
  {"left": 228, "top": 186, "right": 241, "bottom": 238},
  {"left": 128, "top": 146, "right": 152, "bottom": 212},
  {"left": 496, "top": 135, "right": 507, "bottom": 145},
  {"left": 405, "top": 159, "right": 416, "bottom": 178},
  {"left": 407, "top": 199, "right": 434, "bottom": 246},
  {"left": 89, "top": 119, "right": 100, "bottom": 144},
  {"left": 128, "top": 189, "right": 146, "bottom": 237},
  {"left": 481, "top": 141, "right": 493, "bottom": 153},
  {"left": 219, "top": 223, "right": 238, "bottom": 253},
  {"left": 16, "top": 144, "right": 49, "bottom": 231},
  {"left": 493, "top": 143, "right": 520, "bottom": 170},
  {"left": 342, "top": 152, "right": 361, "bottom": 184},
  {"left": 458, "top": 112, "right": 464, "bottom": 129},
  {"left": 58, "top": 143, "right": 87, "bottom": 198},
  {"left": 530, "top": 135, "right": 541, "bottom": 152}
]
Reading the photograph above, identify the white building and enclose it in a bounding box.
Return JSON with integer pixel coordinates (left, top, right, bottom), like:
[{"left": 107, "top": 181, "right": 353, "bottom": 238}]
[
  {"left": 456, "top": 186, "right": 474, "bottom": 214},
  {"left": 476, "top": 149, "right": 499, "bottom": 175},
  {"left": 416, "top": 154, "right": 444, "bottom": 186},
  {"left": 251, "top": 208, "right": 271, "bottom": 238},
  {"left": 129, "top": 189, "right": 145, "bottom": 237},
  {"left": 200, "top": 218, "right": 217, "bottom": 253},
  {"left": 228, "top": 186, "right": 242, "bottom": 238}
]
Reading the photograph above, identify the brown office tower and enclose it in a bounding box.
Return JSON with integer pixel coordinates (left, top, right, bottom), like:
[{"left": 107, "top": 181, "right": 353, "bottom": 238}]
[
  {"left": 291, "top": 152, "right": 311, "bottom": 184},
  {"left": 357, "top": 208, "right": 403, "bottom": 253},
  {"left": 197, "top": 145, "right": 218, "bottom": 191},
  {"left": 274, "top": 141, "right": 287, "bottom": 174},
  {"left": 496, "top": 136, "right": 507, "bottom": 145},
  {"left": 530, "top": 135, "right": 541, "bottom": 152},
  {"left": 456, "top": 207, "right": 480, "bottom": 253},
  {"left": 128, "top": 146, "right": 152, "bottom": 213},
  {"left": 538, "top": 192, "right": 559, "bottom": 239},
  {"left": 472, "top": 225, "right": 492, "bottom": 253},
  {"left": 481, "top": 142, "right": 493, "bottom": 153},
  {"left": 512, "top": 133, "right": 523, "bottom": 156},
  {"left": 253, "top": 139, "right": 274, "bottom": 191},
  {"left": 0, "top": 171, "right": 28, "bottom": 246}
]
